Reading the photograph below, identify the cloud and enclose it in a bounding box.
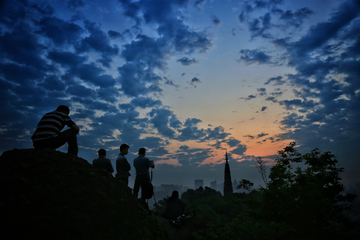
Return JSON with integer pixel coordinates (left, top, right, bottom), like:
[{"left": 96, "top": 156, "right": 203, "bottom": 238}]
[
  {"left": 230, "top": 144, "right": 247, "bottom": 156},
  {"left": 77, "top": 21, "right": 119, "bottom": 67},
  {"left": 37, "top": 17, "right": 83, "bottom": 46},
  {"left": 164, "top": 79, "right": 180, "bottom": 88},
  {"left": 194, "top": 0, "right": 207, "bottom": 11},
  {"left": 238, "top": 49, "right": 271, "bottom": 65},
  {"left": 279, "top": 7, "right": 314, "bottom": 28},
  {"left": 289, "top": 0, "right": 359, "bottom": 64},
  {"left": 257, "top": 88, "right": 267, "bottom": 96},
  {"left": 202, "top": 126, "right": 231, "bottom": 142},
  {"left": 243, "top": 134, "right": 255, "bottom": 140},
  {"left": 257, "top": 133, "right": 269, "bottom": 138},
  {"left": 264, "top": 76, "right": 286, "bottom": 85},
  {"left": 130, "top": 97, "right": 162, "bottom": 109},
  {"left": 177, "top": 118, "right": 206, "bottom": 141},
  {"left": 261, "top": 106, "right": 267, "bottom": 111},
  {"left": 149, "top": 108, "right": 178, "bottom": 138},
  {"left": 108, "top": 30, "right": 123, "bottom": 39},
  {"left": 239, "top": 94, "right": 256, "bottom": 101},
  {"left": 177, "top": 57, "right": 199, "bottom": 66},
  {"left": 224, "top": 137, "right": 241, "bottom": 148},
  {"left": 248, "top": 13, "right": 273, "bottom": 39},
  {"left": 67, "top": 0, "right": 85, "bottom": 11},
  {"left": 190, "top": 77, "right": 202, "bottom": 85},
  {"left": 210, "top": 15, "right": 221, "bottom": 26},
  {"left": 278, "top": 99, "right": 317, "bottom": 111}
]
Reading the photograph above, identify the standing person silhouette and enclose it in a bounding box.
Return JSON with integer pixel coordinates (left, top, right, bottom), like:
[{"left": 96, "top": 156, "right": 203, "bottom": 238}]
[
  {"left": 31, "top": 105, "right": 79, "bottom": 156},
  {"left": 133, "top": 148, "right": 155, "bottom": 202},
  {"left": 116, "top": 144, "right": 131, "bottom": 185}
]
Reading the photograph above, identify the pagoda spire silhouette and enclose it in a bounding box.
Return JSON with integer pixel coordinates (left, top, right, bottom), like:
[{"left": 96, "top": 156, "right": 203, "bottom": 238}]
[{"left": 223, "top": 150, "right": 233, "bottom": 197}]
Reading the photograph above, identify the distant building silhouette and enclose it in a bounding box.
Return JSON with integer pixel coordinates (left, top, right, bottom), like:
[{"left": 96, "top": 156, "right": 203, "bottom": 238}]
[
  {"left": 223, "top": 150, "right": 233, "bottom": 197},
  {"left": 195, "top": 179, "right": 203, "bottom": 189},
  {"left": 210, "top": 180, "right": 217, "bottom": 190}
]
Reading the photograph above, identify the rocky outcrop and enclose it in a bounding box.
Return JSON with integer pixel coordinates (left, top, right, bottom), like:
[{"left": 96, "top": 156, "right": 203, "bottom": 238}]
[{"left": 0, "top": 148, "right": 169, "bottom": 240}]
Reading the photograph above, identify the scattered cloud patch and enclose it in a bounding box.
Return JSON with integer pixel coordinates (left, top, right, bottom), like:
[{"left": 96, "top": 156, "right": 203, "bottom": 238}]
[{"left": 177, "top": 57, "right": 199, "bottom": 66}]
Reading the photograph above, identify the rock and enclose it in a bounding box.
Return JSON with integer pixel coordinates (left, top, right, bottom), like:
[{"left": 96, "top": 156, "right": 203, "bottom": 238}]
[{"left": 0, "top": 148, "right": 169, "bottom": 240}]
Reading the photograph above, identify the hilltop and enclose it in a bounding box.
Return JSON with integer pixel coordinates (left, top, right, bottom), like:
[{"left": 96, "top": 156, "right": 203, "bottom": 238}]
[{"left": 0, "top": 148, "right": 170, "bottom": 240}]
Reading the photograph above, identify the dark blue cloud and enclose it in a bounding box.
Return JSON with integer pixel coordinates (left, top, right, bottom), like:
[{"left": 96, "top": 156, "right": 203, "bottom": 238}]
[
  {"left": 177, "top": 119, "right": 206, "bottom": 141},
  {"left": 248, "top": 12, "right": 273, "bottom": 39},
  {"left": 184, "top": 118, "right": 202, "bottom": 127},
  {"left": 177, "top": 57, "right": 199, "bottom": 66},
  {"left": 172, "top": 25, "right": 212, "bottom": 54},
  {"left": 230, "top": 144, "right": 247, "bottom": 156},
  {"left": 67, "top": 0, "right": 85, "bottom": 11},
  {"left": 164, "top": 79, "right": 180, "bottom": 88},
  {"left": 0, "top": 63, "right": 42, "bottom": 84},
  {"left": 149, "top": 108, "right": 178, "bottom": 138},
  {"left": 210, "top": 15, "right": 220, "bottom": 26},
  {"left": 257, "top": 133, "right": 269, "bottom": 138},
  {"left": 130, "top": 97, "right": 162, "bottom": 108},
  {"left": 37, "top": 17, "right": 83, "bottom": 46},
  {"left": 243, "top": 134, "right": 255, "bottom": 140},
  {"left": 77, "top": 21, "right": 119, "bottom": 67},
  {"left": 257, "top": 88, "right": 267, "bottom": 96},
  {"left": 71, "top": 63, "right": 116, "bottom": 88},
  {"left": 38, "top": 75, "right": 66, "bottom": 92},
  {"left": 108, "top": 30, "right": 123, "bottom": 39},
  {"left": 239, "top": 94, "right": 256, "bottom": 101},
  {"left": 116, "top": 0, "right": 212, "bottom": 97},
  {"left": 202, "top": 126, "right": 230, "bottom": 142},
  {"left": 47, "top": 51, "right": 87, "bottom": 67},
  {"left": 0, "top": 24, "right": 47, "bottom": 69},
  {"left": 238, "top": 49, "right": 271, "bottom": 65},
  {"left": 289, "top": 0, "right": 359, "bottom": 63},
  {"left": 264, "top": 76, "right": 285, "bottom": 85},
  {"left": 279, "top": 7, "right": 313, "bottom": 28},
  {"left": 190, "top": 77, "right": 202, "bottom": 85},
  {"left": 278, "top": 99, "right": 316, "bottom": 111},
  {"left": 224, "top": 137, "right": 241, "bottom": 148},
  {"left": 175, "top": 146, "right": 214, "bottom": 167}
]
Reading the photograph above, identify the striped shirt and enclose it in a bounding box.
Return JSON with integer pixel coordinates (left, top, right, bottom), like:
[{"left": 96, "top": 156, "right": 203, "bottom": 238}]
[{"left": 31, "top": 110, "right": 75, "bottom": 141}]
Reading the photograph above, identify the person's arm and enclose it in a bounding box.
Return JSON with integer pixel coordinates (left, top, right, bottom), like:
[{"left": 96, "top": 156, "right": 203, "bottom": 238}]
[
  {"left": 149, "top": 160, "right": 155, "bottom": 168},
  {"left": 70, "top": 124, "right": 80, "bottom": 134}
]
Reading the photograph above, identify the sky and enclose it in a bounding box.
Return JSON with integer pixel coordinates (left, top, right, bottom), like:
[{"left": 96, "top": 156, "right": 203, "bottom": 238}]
[{"left": 1, "top": 0, "right": 360, "bottom": 189}]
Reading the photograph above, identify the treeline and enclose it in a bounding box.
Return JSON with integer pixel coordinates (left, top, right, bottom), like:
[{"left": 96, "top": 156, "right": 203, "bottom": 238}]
[{"left": 154, "top": 142, "right": 360, "bottom": 240}]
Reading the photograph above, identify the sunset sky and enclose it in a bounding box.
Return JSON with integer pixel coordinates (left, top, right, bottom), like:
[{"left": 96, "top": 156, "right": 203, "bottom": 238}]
[{"left": 1, "top": 0, "right": 359, "bottom": 189}]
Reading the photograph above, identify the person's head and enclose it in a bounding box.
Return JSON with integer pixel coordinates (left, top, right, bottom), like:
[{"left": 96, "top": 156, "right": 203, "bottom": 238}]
[
  {"left": 56, "top": 105, "right": 70, "bottom": 115},
  {"left": 98, "top": 148, "right": 106, "bottom": 157},
  {"left": 170, "top": 190, "right": 179, "bottom": 200},
  {"left": 138, "top": 148, "right": 146, "bottom": 156},
  {"left": 120, "top": 143, "right": 130, "bottom": 155}
]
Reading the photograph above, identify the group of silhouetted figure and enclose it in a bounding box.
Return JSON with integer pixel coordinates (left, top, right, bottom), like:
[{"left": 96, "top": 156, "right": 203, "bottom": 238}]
[{"left": 31, "top": 105, "right": 194, "bottom": 223}]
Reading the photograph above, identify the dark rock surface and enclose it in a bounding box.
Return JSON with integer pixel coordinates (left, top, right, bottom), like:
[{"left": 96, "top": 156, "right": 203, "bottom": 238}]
[{"left": 0, "top": 148, "right": 169, "bottom": 240}]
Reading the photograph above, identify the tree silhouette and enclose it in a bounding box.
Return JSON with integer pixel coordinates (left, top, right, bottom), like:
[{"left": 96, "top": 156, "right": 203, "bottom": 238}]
[{"left": 262, "top": 142, "right": 357, "bottom": 239}]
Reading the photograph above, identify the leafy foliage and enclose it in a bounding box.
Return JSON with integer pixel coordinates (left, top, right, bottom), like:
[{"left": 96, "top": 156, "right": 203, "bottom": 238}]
[
  {"left": 236, "top": 179, "right": 254, "bottom": 192},
  {"left": 261, "top": 142, "right": 358, "bottom": 239},
  {"left": 154, "top": 143, "right": 359, "bottom": 240}
]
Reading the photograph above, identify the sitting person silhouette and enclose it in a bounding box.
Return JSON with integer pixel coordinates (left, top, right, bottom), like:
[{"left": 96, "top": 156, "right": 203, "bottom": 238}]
[
  {"left": 31, "top": 105, "right": 79, "bottom": 156},
  {"left": 163, "top": 190, "right": 186, "bottom": 220}
]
